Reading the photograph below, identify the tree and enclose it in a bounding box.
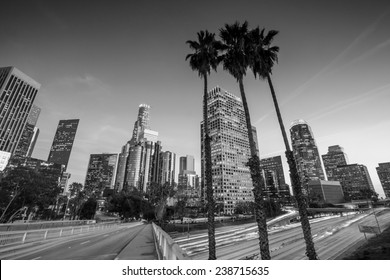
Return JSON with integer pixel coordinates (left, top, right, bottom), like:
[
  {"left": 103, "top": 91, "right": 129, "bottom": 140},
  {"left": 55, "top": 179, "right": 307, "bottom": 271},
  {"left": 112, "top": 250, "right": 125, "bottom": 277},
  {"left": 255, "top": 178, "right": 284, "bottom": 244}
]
[
  {"left": 219, "top": 21, "right": 270, "bottom": 260},
  {"left": 146, "top": 182, "right": 175, "bottom": 222},
  {"left": 186, "top": 30, "right": 223, "bottom": 260},
  {"left": 0, "top": 166, "right": 61, "bottom": 222},
  {"left": 248, "top": 27, "right": 318, "bottom": 259}
]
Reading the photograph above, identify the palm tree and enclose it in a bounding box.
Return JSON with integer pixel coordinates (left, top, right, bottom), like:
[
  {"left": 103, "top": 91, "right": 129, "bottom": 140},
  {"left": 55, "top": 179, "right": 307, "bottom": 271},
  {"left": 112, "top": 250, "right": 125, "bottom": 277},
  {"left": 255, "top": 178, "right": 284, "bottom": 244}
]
[
  {"left": 219, "top": 21, "right": 271, "bottom": 260},
  {"left": 186, "top": 30, "right": 222, "bottom": 260},
  {"left": 248, "top": 27, "right": 318, "bottom": 259}
]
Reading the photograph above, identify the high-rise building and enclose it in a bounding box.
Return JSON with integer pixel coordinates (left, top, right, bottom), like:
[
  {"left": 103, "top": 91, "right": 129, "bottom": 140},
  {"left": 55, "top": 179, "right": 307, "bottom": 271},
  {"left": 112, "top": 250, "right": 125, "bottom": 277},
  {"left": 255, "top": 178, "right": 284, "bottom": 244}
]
[
  {"left": 376, "top": 162, "right": 390, "bottom": 198},
  {"left": 14, "top": 105, "right": 41, "bottom": 158},
  {"left": 322, "top": 145, "right": 348, "bottom": 181},
  {"left": 114, "top": 142, "right": 130, "bottom": 192},
  {"left": 290, "top": 120, "right": 325, "bottom": 189},
  {"left": 131, "top": 104, "right": 151, "bottom": 143},
  {"left": 201, "top": 86, "right": 254, "bottom": 214},
  {"left": 179, "top": 155, "right": 195, "bottom": 174},
  {"left": 160, "top": 151, "right": 176, "bottom": 185},
  {"left": 84, "top": 153, "right": 118, "bottom": 196},
  {"left": 48, "top": 119, "right": 79, "bottom": 171},
  {"left": 0, "top": 67, "right": 40, "bottom": 156},
  {"left": 332, "top": 164, "right": 374, "bottom": 200},
  {"left": 307, "top": 180, "right": 344, "bottom": 204},
  {"left": 260, "top": 155, "right": 290, "bottom": 199}
]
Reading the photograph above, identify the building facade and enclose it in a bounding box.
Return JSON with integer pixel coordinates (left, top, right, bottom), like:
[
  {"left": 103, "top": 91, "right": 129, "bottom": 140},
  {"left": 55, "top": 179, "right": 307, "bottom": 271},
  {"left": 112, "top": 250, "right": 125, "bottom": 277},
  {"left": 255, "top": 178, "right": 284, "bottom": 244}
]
[
  {"left": 0, "top": 67, "right": 40, "bottom": 156},
  {"left": 84, "top": 153, "right": 118, "bottom": 197},
  {"left": 48, "top": 119, "right": 79, "bottom": 171},
  {"left": 201, "top": 87, "right": 254, "bottom": 214},
  {"left": 260, "top": 155, "right": 291, "bottom": 200},
  {"left": 290, "top": 120, "right": 325, "bottom": 192},
  {"left": 321, "top": 145, "right": 348, "bottom": 181},
  {"left": 307, "top": 180, "right": 344, "bottom": 204},
  {"left": 13, "top": 105, "right": 41, "bottom": 158},
  {"left": 376, "top": 162, "right": 390, "bottom": 198},
  {"left": 332, "top": 164, "right": 374, "bottom": 200}
]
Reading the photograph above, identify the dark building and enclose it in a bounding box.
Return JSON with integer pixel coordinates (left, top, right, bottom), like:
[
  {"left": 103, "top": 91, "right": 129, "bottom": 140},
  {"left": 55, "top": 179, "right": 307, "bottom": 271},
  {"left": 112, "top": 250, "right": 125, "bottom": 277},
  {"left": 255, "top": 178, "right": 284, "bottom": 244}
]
[
  {"left": 0, "top": 67, "right": 40, "bottom": 156},
  {"left": 332, "top": 164, "right": 374, "bottom": 201},
  {"left": 290, "top": 120, "right": 325, "bottom": 193},
  {"left": 260, "top": 155, "right": 291, "bottom": 201},
  {"left": 84, "top": 153, "right": 118, "bottom": 197},
  {"left": 48, "top": 119, "right": 79, "bottom": 171},
  {"left": 13, "top": 105, "right": 41, "bottom": 158},
  {"left": 322, "top": 145, "right": 348, "bottom": 181},
  {"left": 307, "top": 180, "right": 345, "bottom": 204},
  {"left": 376, "top": 162, "right": 390, "bottom": 198}
]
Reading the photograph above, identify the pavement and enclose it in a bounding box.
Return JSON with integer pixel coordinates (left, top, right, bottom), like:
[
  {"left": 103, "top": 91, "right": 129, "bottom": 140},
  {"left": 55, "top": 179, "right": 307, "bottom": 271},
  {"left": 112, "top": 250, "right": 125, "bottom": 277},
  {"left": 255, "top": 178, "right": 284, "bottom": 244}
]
[{"left": 115, "top": 223, "right": 158, "bottom": 260}]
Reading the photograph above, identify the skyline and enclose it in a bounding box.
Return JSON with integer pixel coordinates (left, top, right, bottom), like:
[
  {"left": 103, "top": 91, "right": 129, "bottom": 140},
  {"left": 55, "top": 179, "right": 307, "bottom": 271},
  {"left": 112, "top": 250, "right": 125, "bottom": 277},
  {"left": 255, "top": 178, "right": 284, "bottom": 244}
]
[{"left": 1, "top": 0, "right": 390, "bottom": 197}]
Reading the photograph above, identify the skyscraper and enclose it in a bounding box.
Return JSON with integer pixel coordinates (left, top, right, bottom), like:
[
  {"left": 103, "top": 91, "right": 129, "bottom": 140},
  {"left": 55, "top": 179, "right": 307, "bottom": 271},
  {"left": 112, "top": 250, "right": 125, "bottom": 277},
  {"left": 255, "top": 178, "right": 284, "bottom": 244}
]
[
  {"left": 48, "top": 119, "right": 79, "bottom": 171},
  {"left": 201, "top": 86, "right": 254, "bottom": 214},
  {"left": 160, "top": 151, "right": 176, "bottom": 185},
  {"left": 179, "top": 155, "right": 195, "bottom": 174},
  {"left": 260, "top": 155, "right": 290, "bottom": 199},
  {"left": 376, "top": 162, "right": 390, "bottom": 198},
  {"left": 84, "top": 153, "right": 118, "bottom": 196},
  {"left": 0, "top": 67, "right": 40, "bottom": 157},
  {"left": 290, "top": 120, "right": 325, "bottom": 187},
  {"left": 322, "top": 145, "right": 348, "bottom": 181},
  {"left": 332, "top": 164, "right": 374, "bottom": 200},
  {"left": 14, "top": 105, "right": 41, "bottom": 158}
]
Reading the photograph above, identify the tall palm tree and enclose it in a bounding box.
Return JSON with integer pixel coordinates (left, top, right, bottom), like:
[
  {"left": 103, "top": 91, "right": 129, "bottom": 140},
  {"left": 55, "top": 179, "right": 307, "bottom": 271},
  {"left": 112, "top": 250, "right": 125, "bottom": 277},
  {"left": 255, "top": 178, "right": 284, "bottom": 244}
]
[
  {"left": 248, "top": 27, "right": 318, "bottom": 259},
  {"left": 186, "top": 30, "right": 222, "bottom": 260},
  {"left": 219, "top": 21, "right": 271, "bottom": 260}
]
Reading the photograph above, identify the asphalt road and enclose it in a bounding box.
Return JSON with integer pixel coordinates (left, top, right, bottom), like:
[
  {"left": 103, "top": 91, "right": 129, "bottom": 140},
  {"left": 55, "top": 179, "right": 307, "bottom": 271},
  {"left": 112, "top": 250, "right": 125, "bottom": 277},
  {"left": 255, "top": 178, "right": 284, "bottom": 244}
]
[
  {"left": 10, "top": 222, "right": 147, "bottom": 260},
  {"left": 174, "top": 210, "right": 390, "bottom": 260}
]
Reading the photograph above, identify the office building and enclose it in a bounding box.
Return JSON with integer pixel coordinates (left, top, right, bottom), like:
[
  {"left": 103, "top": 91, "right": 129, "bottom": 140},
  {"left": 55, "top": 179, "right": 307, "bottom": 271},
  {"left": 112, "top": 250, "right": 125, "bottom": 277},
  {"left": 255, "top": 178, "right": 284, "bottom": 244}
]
[
  {"left": 179, "top": 155, "right": 195, "bottom": 174},
  {"left": 376, "top": 162, "right": 390, "bottom": 198},
  {"left": 84, "top": 153, "right": 118, "bottom": 196},
  {"left": 0, "top": 67, "right": 40, "bottom": 156},
  {"left": 13, "top": 105, "right": 41, "bottom": 158},
  {"left": 48, "top": 119, "right": 79, "bottom": 171},
  {"left": 322, "top": 145, "right": 348, "bottom": 181},
  {"left": 332, "top": 164, "right": 374, "bottom": 200},
  {"left": 160, "top": 151, "right": 176, "bottom": 185},
  {"left": 290, "top": 120, "right": 325, "bottom": 192},
  {"left": 201, "top": 86, "right": 254, "bottom": 214},
  {"left": 260, "top": 155, "right": 291, "bottom": 200},
  {"left": 307, "top": 180, "right": 344, "bottom": 204}
]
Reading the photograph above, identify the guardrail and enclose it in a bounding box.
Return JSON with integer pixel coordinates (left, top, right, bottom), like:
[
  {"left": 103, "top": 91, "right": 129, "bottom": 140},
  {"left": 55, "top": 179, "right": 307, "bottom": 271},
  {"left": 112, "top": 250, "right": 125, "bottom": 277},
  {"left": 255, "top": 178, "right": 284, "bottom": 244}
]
[
  {"left": 152, "top": 223, "right": 188, "bottom": 260},
  {"left": 0, "top": 220, "right": 99, "bottom": 232},
  {"left": 0, "top": 221, "right": 118, "bottom": 247}
]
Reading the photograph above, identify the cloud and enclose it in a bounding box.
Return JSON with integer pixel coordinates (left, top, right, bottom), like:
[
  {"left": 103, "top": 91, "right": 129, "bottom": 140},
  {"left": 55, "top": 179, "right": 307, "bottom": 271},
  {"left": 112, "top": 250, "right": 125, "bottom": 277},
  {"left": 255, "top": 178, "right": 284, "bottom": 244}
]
[{"left": 307, "top": 83, "right": 390, "bottom": 122}]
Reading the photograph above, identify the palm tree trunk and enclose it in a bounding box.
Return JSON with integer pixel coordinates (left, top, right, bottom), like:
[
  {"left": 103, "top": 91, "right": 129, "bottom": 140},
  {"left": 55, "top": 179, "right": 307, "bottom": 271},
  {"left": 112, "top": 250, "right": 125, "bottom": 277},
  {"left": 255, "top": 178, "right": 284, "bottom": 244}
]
[
  {"left": 203, "top": 74, "right": 216, "bottom": 260},
  {"left": 267, "top": 74, "right": 318, "bottom": 260},
  {"left": 239, "top": 78, "right": 271, "bottom": 260}
]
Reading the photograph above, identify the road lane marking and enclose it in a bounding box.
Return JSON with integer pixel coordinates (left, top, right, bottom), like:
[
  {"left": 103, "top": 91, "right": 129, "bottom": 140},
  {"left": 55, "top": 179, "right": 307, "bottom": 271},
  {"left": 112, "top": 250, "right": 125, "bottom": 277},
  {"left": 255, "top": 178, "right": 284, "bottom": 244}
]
[
  {"left": 32, "top": 257, "right": 41, "bottom": 260},
  {"left": 80, "top": 240, "right": 90, "bottom": 245},
  {"left": 104, "top": 234, "right": 109, "bottom": 237}
]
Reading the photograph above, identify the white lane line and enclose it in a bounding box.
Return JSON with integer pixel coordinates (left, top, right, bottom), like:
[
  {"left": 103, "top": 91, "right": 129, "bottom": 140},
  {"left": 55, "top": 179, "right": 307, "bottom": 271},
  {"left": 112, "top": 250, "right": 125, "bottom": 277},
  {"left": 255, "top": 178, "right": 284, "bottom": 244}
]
[
  {"left": 80, "top": 240, "right": 90, "bottom": 245},
  {"left": 104, "top": 234, "right": 109, "bottom": 237},
  {"left": 32, "top": 256, "right": 41, "bottom": 260},
  {"left": 68, "top": 246, "right": 72, "bottom": 249}
]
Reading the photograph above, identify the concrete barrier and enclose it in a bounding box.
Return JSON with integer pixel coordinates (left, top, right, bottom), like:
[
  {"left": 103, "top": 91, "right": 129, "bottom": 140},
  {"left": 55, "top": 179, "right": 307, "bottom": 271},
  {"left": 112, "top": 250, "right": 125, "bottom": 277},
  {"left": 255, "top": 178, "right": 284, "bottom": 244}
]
[{"left": 152, "top": 223, "right": 188, "bottom": 260}]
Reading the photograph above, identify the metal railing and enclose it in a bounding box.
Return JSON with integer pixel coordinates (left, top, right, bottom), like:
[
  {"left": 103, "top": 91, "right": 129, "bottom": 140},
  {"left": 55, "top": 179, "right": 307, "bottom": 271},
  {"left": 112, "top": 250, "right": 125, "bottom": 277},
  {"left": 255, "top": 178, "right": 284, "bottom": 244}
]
[
  {"left": 152, "top": 223, "right": 188, "bottom": 260},
  {"left": 0, "top": 222, "right": 118, "bottom": 247}
]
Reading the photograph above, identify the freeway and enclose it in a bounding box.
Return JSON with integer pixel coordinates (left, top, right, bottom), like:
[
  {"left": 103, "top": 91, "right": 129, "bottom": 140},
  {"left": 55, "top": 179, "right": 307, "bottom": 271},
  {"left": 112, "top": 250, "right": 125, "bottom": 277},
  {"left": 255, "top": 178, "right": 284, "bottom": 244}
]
[
  {"left": 5, "top": 222, "right": 150, "bottom": 260},
  {"left": 174, "top": 209, "right": 390, "bottom": 260}
]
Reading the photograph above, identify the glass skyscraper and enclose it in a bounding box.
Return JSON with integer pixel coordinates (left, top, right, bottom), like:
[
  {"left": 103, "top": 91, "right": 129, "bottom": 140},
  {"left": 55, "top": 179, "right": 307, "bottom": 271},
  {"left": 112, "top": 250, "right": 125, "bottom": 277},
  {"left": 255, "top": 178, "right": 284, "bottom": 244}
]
[
  {"left": 290, "top": 120, "right": 325, "bottom": 189},
  {"left": 322, "top": 145, "right": 348, "bottom": 181},
  {"left": 48, "top": 119, "right": 79, "bottom": 171},
  {"left": 201, "top": 86, "right": 254, "bottom": 215}
]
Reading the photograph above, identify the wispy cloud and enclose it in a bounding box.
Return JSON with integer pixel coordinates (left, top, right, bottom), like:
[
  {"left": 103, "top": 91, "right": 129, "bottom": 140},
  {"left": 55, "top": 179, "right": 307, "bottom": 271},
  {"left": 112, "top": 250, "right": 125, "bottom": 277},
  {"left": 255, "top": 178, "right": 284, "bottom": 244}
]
[
  {"left": 280, "top": 9, "right": 389, "bottom": 106},
  {"left": 307, "top": 83, "right": 390, "bottom": 122}
]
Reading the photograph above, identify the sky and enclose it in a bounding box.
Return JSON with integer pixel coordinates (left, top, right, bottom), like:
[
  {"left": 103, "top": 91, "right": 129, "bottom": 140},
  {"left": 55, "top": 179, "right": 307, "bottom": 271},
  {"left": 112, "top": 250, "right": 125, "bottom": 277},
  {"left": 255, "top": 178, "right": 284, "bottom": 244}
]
[{"left": 1, "top": 0, "right": 389, "bottom": 198}]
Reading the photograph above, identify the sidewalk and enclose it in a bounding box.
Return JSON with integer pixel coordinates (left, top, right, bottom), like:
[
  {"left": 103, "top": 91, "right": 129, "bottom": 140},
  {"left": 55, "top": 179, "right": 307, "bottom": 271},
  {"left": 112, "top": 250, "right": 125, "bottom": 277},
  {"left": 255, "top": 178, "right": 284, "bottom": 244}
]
[{"left": 115, "top": 223, "right": 158, "bottom": 260}]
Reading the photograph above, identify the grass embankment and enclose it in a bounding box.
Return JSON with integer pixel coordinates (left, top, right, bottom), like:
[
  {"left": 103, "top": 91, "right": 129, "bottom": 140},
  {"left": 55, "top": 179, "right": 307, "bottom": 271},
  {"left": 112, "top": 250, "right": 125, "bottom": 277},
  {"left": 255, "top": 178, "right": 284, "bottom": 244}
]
[{"left": 343, "top": 222, "right": 390, "bottom": 260}]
